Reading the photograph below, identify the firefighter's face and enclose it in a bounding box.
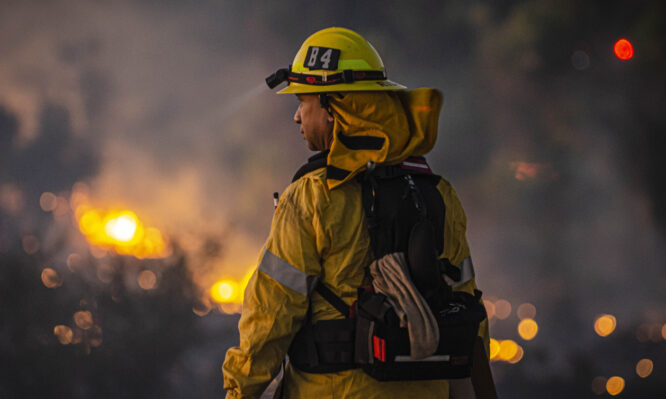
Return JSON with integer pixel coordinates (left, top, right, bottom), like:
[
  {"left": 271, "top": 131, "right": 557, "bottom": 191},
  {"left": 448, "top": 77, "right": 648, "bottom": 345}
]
[{"left": 294, "top": 94, "right": 334, "bottom": 151}]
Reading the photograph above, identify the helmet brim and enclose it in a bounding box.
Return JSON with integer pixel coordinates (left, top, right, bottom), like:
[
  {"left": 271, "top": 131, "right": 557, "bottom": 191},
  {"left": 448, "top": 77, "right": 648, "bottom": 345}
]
[{"left": 277, "top": 79, "right": 407, "bottom": 94}]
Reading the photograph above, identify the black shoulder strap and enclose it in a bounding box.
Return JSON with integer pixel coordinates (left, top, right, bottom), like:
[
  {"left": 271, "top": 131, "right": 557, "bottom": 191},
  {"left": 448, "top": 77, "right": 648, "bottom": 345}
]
[
  {"left": 314, "top": 281, "right": 350, "bottom": 317},
  {"left": 292, "top": 150, "right": 329, "bottom": 182},
  {"left": 358, "top": 157, "right": 450, "bottom": 303}
]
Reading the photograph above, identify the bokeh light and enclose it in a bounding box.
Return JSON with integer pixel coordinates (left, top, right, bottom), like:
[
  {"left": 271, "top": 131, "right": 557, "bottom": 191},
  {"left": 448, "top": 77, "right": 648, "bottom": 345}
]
[
  {"left": 636, "top": 323, "right": 650, "bottom": 342},
  {"left": 66, "top": 253, "right": 84, "bottom": 272},
  {"left": 518, "top": 318, "right": 539, "bottom": 340},
  {"left": 507, "top": 345, "right": 524, "bottom": 364},
  {"left": 636, "top": 358, "right": 653, "bottom": 378},
  {"left": 41, "top": 268, "right": 62, "bottom": 288},
  {"left": 211, "top": 280, "right": 239, "bottom": 303},
  {"left": 591, "top": 376, "right": 607, "bottom": 395},
  {"left": 138, "top": 270, "right": 157, "bottom": 290},
  {"left": 96, "top": 262, "right": 115, "bottom": 283},
  {"left": 606, "top": 376, "right": 625, "bottom": 396},
  {"left": 662, "top": 324, "right": 666, "bottom": 340},
  {"left": 208, "top": 268, "right": 255, "bottom": 308},
  {"left": 483, "top": 299, "right": 496, "bottom": 319},
  {"left": 218, "top": 303, "right": 242, "bottom": 314},
  {"left": 494, "top": 299, "right": 511, "bottom": 320},
  {"left": 489, "top": 338, "right": 501, "bottom": 360},
  {"left": 516, "top": 303, "right": 536, "bottom": 320},
  {"left": 571, "top": 50, "right": 590, "bottom": 70},
  {"left": 89, "top": 324, "right": 103, "bottom": 348},
  {"left": 594, "top": 314, "right": 616, "bottom": 337},
  {"left": 192, "top": 302, "right": 212, "bottom": 317},
  {"left": 90, "top": 246, "right": 108, "bottom": 259},
  {"left": 614, "top": 38, "right": 634, "bottom": 60},
  {"left": 73, "top": 311, "right": 93, "bottom": 330},
  {"left": 498, "top": 339, "right": 518, "bottom": 361},
  {"left": 53, "top": 325, "right": 73, "bottom": 345},
  {"left": 22, "top": 235, "right": 40, "bottom": 254},
  {"left": 53, "top": 196, "right": 70, "bottom": 217},
  {"left": 648, "top": 323, "right": 662, "bottom": 342},
  {"left": 0, "top": 183, "right": 24, "bottom": 214},
  {"left": 489, "top": 338, "right": 526, "bottom": 364},
  {"left": 39, "top": 192, "right": 58, "bottom": 211}
]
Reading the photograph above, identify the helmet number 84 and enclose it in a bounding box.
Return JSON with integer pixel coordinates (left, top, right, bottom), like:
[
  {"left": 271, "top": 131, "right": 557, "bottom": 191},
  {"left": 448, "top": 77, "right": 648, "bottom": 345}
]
[{"left": 305, "top": 46, "right": 340, "bottom": 71}]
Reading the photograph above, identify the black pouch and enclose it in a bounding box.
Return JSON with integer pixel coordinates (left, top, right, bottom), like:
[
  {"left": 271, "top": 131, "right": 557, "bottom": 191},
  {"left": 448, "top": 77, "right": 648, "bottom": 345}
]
[
  {"left": 354, "top": 288, "right": 486, "bottom": 381},
  {"left": 288, "top": 317, "right": 357, "bottom": 373}
]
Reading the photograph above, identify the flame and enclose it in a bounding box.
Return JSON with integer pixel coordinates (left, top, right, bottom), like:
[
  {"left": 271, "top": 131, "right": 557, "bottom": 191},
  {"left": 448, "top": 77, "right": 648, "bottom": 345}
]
[
  {"left": 211, "top": 280, "right": 238, "bottom": 303},
  {"left": 76, "top": 205, "right": 169, "bottom": 258},
  {"left": 105, "top": 213, "right": 138, "bottom": 242}
]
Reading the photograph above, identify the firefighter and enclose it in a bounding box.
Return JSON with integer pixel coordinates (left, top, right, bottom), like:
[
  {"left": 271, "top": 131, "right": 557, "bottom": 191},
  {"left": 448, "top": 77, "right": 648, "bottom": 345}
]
[{"left": 222, "top": 27, "right": 490, "bottom": 399}]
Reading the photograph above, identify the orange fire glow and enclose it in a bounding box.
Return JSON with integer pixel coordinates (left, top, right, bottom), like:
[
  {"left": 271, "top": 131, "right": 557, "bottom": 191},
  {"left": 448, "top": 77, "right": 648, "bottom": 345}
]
[
  {"left": 209, "top": 268, "right": 255, "bottom": 305},
  {"left": 509, "top": 162, "right": 555, "bottom": 181},
  {"left": 76, "top": 205, "right": 169, "bottom": 258}
]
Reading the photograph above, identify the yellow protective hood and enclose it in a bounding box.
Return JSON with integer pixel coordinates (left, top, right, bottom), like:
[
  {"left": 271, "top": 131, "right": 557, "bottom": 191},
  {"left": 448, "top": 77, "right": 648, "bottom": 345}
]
[{"left": 325, "top": 88, "right": 443, "bottom": 189}]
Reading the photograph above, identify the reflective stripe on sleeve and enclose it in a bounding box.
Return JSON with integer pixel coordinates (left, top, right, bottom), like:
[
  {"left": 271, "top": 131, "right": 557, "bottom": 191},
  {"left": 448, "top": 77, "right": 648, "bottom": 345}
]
[
  {"left": 257, "top": 249, "right": 318, "bottom": 296},
  {"left": 453, "top": 256, "right": 475, "bottom": 288}
]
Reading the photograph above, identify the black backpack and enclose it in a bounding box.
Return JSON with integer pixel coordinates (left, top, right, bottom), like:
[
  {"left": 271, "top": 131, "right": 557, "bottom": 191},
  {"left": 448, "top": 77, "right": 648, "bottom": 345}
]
[{"left": 288, "top": 156, "right": 487, "bottom": 381}]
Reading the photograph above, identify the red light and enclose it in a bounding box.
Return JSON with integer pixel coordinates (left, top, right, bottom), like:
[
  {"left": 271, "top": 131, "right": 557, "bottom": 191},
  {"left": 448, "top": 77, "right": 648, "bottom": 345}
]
[{"left": 614, "top": 38, "right": 634, "bottom": 60}]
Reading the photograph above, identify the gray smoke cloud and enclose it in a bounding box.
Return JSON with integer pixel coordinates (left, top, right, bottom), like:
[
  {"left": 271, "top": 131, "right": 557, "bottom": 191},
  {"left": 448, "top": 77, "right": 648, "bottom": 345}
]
[
  {"left": 1, "top": 0, "right": 664, "bottom": 386},
  {"left": 0, "top": 0, "right": 311, "bottom": 288}
]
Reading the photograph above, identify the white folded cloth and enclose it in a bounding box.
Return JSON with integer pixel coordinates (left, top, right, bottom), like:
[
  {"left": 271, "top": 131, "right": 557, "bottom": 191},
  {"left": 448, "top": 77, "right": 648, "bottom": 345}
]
[{"left": 369, "top": 252, "right": 439, "bottom": 359}]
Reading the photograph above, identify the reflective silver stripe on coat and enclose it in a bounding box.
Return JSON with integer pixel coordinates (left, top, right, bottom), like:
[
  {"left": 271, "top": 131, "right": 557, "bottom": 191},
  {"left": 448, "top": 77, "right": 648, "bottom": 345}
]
[
  {"left": 453, "top": 256, "right": 475, "bottom": 288},
  {"left": 394, "top": 355, "right": 451, "bottom": 362},
  {"left": 257, "top": 249, "right": 318, "bottom": 296}
]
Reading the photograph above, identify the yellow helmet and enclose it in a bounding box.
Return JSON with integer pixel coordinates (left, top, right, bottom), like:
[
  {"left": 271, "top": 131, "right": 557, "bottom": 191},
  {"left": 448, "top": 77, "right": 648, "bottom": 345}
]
[{"left": 266, "top": 27, "right": 406, "bottom": 94}]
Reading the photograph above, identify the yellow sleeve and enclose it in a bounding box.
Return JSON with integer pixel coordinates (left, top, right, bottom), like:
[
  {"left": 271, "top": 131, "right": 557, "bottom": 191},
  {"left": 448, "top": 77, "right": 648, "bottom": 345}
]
[
  {"left": 222, "top": 177, "right": 325, "bottom": 398},
  {"left": 437, "top": 178, "right": 490, "bottom": 356}
]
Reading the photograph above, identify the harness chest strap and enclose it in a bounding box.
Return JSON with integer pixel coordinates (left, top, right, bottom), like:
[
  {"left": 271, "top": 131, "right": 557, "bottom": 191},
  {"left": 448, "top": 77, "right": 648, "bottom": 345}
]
[
  {"left": 312, "top": 256, "right": 476, "bottom": 319},
  {"left": 256, "top": 247, "right": 476, "bottom": 315}
]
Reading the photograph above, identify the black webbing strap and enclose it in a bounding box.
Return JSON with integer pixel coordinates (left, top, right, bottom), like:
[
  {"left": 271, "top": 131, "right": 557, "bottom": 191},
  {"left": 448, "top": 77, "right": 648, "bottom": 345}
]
[
  {"left": 292, "top": 151, "right": 329, "bottom": 182},
  {"left": 314, "top": 281, "right": 350, "bottom": 317},
  {"left": 439, "top": 258, "right": 462, "bottom": 282}
]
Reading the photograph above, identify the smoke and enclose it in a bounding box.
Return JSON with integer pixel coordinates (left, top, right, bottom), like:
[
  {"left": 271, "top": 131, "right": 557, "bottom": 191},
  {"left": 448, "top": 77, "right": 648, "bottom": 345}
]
[
  {"left": 1, "top": 2, "right": 664, "bottom": 387},
  {"left": 0, "top": 1, "right": 310, "bottom": 291}
]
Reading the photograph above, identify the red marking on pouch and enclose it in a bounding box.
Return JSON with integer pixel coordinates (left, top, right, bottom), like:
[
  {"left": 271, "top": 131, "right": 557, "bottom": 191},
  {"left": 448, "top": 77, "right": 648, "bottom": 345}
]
[{"left": 373, "top": 336, "right": 386, "bottom": 362}]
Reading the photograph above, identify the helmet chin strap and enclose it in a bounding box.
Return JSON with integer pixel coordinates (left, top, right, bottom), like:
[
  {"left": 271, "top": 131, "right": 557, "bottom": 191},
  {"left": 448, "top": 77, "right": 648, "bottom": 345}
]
[
  {"left": 320, "top": 92, "right": 345, "bottom": 115},
  {"left": 319, "top": 93, "right": 330, "bottom": 110}
]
